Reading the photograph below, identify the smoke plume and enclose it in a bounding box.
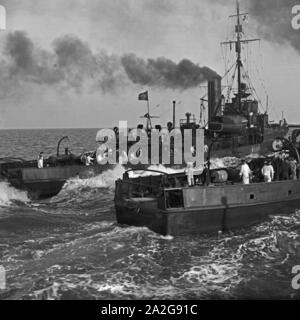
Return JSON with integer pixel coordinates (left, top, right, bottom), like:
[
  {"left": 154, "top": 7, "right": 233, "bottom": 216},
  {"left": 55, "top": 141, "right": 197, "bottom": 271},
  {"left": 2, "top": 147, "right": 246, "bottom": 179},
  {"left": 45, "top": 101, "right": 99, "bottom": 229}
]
[
  {"left": 121, "top": 54, "right": 219, "bottom": 89},
  {"left": 3, "top": 31, "right": 126, "bottom": 93},
  {"left": 1, "top": 31, "right": 219, "bottom": 95},
  {"left": 246, "top": 0, "right": 300, "bottom": 52}
]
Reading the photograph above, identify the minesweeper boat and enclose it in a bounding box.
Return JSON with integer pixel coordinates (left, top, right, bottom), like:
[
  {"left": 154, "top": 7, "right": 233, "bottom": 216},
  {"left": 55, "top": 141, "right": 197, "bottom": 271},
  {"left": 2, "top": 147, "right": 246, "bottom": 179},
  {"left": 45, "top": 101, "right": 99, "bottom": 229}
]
[
  {"left": 0, "top": 136, "right": 111, "bottom": 199},
  {"left": 114, "top": 137, "right": 300, "bottom": 236},
  {"left": 113, "top": 2, "right": 300, "bottom": 235},
  {"left": 109, "top": 0, "right": 297, "bottom": 166}
]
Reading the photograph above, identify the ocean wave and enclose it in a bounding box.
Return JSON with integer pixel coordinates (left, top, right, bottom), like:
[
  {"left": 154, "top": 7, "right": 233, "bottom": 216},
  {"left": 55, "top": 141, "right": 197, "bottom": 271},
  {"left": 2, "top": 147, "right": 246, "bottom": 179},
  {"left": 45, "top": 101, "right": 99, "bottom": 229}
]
[
  {"left": 61, "top": 164, "right": 126, "bottom": 191},
  {"left": 0, "top": 181, "right": 29, "bottom": 206},
  {"left": 45, "top": 165, "right": 125, "bottom": 204}
]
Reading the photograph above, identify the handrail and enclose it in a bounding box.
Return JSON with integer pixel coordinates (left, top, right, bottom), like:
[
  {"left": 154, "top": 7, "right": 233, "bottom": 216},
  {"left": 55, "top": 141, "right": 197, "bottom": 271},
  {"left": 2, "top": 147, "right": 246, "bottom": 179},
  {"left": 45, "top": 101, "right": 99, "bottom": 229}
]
[
  {"left": 125, "top": 168, "right": 169, "bottom": 176},
  {"left": 57, "top": 136, "right": 69, "bottom": 157}
]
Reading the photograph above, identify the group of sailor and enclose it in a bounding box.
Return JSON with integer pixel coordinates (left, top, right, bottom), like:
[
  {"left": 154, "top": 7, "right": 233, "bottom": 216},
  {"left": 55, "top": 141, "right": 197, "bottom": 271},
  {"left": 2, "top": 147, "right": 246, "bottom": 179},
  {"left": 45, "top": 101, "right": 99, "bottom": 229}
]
[
  {"left": 239, "top": 159, "right": 275, "bottom": 184},
  {"left": 36, "top": 150, "right": 95, "bottom": 169},
  {"left": 239, "top": 154, "right": 299, "bottom": 185},
  {"left": 183, "top": 155, "right": 298, "bottom": 187},
  {"left": 35, "top": 146, "right": 299, "bottom": 187}
]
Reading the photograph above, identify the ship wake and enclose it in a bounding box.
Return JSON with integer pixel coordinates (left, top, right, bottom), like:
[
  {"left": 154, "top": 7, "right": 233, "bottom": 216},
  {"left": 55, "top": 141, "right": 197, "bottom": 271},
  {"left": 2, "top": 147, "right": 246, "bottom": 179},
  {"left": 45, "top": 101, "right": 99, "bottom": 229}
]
[{"left": 0, "top": 181, "right": 29, "bottom": 207}]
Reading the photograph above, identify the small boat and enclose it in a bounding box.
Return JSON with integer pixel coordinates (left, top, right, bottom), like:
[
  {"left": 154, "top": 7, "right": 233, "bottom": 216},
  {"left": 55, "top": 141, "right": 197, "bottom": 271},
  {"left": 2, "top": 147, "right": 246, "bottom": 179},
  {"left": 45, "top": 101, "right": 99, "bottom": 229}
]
[
  {"left": 0, "top": 136, "right": 111, "bottom": 199},
  {"left": 114, "top": 136, "right": 300, "bottom": 236},
  {"left": 114, "top": 168, "right": 300, "bottom": 236}
]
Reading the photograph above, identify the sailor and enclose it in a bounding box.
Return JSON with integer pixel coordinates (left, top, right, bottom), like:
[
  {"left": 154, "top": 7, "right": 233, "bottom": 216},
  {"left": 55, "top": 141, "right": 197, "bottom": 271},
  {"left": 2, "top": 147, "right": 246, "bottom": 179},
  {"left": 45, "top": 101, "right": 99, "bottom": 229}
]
[
  {"left": 289, "top": 157, "right": 297, "bottom": 180},
  {"left": 281, "top": 154, "right": 290, "bottom": 180},
  {"left": 239, "top": 159, "right": 251, "bottom": 184},
  {"left": 185, "top": 162, "right": 195, "bottom": 186},
  {"left": 37, "top": 152, "right": 44, "bottom": 169},
  {"left": 202, "top": 161, "right": 210, "bottom": 185},
  {"left": 85, "top": 154, "right": 93, "bottom": 166},
  {"left": 274, "top": 153, "right": 283, "bottom": 181},
  {"left": 190, "top": 146, "right": 196, "bottom": 157},
  {"left": 261, "top": 160, "right": 274, "bottom": 183},
  {"left": 204, "top": 144, "right": 209, "bottom": 154}
]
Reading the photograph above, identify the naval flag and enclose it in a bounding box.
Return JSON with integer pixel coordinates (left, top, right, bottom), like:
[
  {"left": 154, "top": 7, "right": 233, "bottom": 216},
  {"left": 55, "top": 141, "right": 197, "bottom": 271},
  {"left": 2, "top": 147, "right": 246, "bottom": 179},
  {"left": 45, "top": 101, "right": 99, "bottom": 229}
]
[{"left": 138, "top": 91, "right": 148, "bottom": 101}]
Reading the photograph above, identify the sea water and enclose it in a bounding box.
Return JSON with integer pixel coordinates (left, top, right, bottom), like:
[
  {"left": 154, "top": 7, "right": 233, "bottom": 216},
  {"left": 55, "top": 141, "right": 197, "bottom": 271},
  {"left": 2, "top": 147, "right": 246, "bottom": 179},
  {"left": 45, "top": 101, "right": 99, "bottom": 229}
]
[{"left": 0, "top": 128, "right": 299, "bottom": 300}]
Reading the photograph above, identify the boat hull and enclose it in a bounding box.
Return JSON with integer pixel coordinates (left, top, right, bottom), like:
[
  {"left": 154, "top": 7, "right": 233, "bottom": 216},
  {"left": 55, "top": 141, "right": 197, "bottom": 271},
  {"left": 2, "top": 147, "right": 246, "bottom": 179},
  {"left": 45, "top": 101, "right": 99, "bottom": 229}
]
[
  {"left": 205, "top": 127, "right": 289, "bottom": 159},
  {"left": 5, "top": 164, "right": 113, "bottom": 199},
  {"left": 115, "top": 180, "right": 300, "bottom": 235}
]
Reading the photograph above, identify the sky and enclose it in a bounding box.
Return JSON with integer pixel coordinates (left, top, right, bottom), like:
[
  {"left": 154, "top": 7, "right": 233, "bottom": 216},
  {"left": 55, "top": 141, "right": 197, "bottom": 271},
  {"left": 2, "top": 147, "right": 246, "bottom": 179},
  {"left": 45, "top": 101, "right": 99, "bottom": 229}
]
[{"left": 0, "top": 0, "right": 300, "bottom": 129}]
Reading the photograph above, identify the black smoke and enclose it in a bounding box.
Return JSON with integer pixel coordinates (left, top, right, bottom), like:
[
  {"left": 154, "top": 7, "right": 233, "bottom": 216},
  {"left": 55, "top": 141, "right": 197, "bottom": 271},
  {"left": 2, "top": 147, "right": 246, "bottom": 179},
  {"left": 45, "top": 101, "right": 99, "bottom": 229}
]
[
  {"left": 121, "top": 54, "right": 219, "bottom": 89},
  {"left": 5, "top": 31, "right": 60, "bottom": 85},
  {"left": 2, "top": 31, "right": 219, "bottom": 94},
  {"left": 4, "top": 31, "right": 126, "bottom": 92},
  {"left": 246, "top": 0, "right": 300, "bottom": 52}
]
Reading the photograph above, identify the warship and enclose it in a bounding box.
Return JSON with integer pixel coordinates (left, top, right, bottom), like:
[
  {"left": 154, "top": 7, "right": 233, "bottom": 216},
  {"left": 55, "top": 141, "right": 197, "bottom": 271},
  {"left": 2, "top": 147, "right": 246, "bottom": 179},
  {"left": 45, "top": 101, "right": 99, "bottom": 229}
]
[
  {"left": 1, "top": 1, "right": 299, "bottom": 199},
  {"left": 113, "top": 0, "right": 292, "bottom": 163},
  {"left": 0, "top": 136, "right": 110, "bottom": 199},
  {"left": 174, "top": 0, "right": 290, "bottom": 159},
  {"left": 114, "top": 135, "right": 300, "bottom": 235},
  {"left": 113, "top": 2, "right": 300, "bottom": 236}
]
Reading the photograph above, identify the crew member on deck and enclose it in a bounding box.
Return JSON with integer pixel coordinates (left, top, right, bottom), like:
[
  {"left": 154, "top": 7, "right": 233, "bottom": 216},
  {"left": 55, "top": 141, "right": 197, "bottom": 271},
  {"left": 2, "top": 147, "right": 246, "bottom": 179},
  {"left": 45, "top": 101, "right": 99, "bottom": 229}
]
[
  {"left": 289, "top": 157, "right": 297, "bottom": 180},
  {"left": 274, "top": 153, "right": 283, "bottom": 181},
  {"left": 85, "top": 154, "right": 94, "bottom": 166},
  {"left": 37, "top": 152, "right": 44, "bottom": 169},
  {"left": 261, "top": 160, "right": 274, "bottom": 183},
  {"left": 239, "top": 159, "right": 251, "bottom": 185},
  {"left": 282, "top": 154, "right": 290, "bottom": 180},
  {"left": 202, "top": 161, "right": 210, "bottom": 186},
  {"left": 185, "top": 162, "right": 195, "bottom": 186}
]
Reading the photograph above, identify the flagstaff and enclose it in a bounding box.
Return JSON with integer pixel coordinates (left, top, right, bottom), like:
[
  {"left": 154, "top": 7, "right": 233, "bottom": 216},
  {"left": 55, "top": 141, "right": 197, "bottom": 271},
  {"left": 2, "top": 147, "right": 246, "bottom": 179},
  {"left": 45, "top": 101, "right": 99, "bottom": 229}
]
[{"left": 138, "top": 90, "right": 159, "bottom": 131}]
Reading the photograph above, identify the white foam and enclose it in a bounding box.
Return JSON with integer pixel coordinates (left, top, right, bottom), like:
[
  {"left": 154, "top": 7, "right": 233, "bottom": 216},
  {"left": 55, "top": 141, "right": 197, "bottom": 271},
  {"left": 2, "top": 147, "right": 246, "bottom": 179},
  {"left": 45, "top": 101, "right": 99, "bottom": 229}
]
[
  {"left": 0, "top": 181, "right": 29, "bottom": 206},
  {"left": 33, "top": 282, "right": 60, "bottom": 300},
  {"left": 128, "top": 164, "right": 184, "bottom": 178},
  {"left": 61, "top": 164, "right": 126, "bottom": 191}
]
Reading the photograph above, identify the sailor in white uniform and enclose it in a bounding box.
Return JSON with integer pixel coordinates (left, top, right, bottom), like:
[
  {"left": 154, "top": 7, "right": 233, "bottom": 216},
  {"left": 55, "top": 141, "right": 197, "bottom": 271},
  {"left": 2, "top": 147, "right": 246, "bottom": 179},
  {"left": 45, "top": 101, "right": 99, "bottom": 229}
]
[
  {"left": 261, "top": 160, "right": 274, "bottom": 183},
  {"left": 85, "top": 154, "right": 93, "bottom": 166},
  {"left": 37, "top": 152, "right": 44, "bottom": 169},
  {"left": 239, "top": 159, "right": 251, "bottom": 184},
  {"left": 185, "top": 162, "right": 195, "bottom": 186}
]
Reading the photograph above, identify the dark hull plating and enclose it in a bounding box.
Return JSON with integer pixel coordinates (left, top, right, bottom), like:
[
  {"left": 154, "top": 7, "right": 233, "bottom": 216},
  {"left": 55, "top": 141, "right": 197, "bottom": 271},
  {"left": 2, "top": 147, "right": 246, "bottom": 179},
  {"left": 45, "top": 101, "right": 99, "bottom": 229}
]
[
  {"left": 115, "top": 180, "right": 300, "bottom": 235},
  {"left": 4, "top": 164, "right": 113, "bottom": 199}
]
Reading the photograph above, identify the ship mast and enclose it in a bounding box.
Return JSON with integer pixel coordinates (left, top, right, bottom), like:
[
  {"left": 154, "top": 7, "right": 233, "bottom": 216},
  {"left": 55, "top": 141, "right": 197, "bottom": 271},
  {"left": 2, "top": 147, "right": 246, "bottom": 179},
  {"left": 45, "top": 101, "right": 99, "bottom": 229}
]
[
  {"left": 221, "top": 0, "right": 260, "bottom": 112},
  {"left": 236, "top": 0, "right": 242, "bottom": 112}
]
